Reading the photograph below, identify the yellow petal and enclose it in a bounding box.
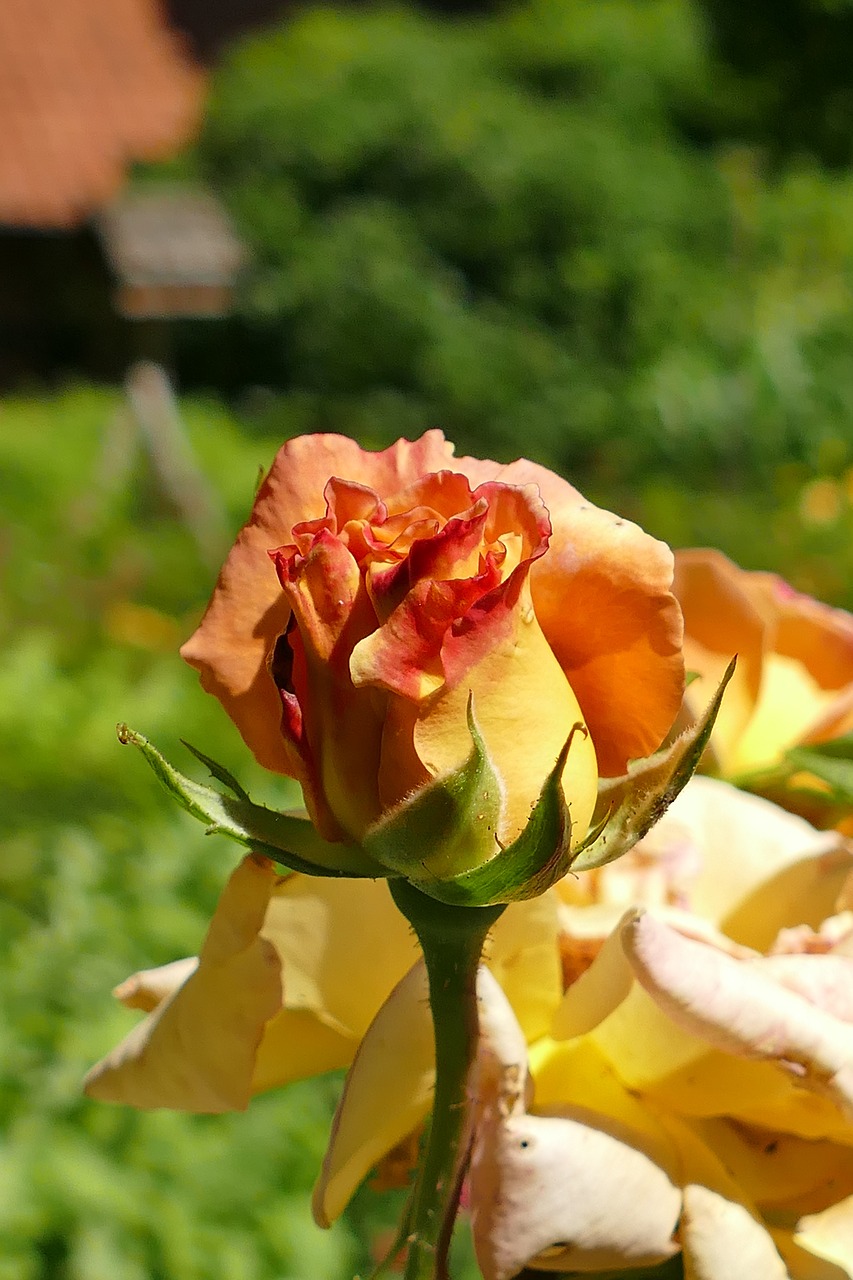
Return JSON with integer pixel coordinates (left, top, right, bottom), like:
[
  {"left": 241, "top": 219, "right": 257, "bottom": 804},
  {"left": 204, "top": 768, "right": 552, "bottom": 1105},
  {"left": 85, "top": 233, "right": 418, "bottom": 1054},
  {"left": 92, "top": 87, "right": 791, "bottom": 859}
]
[
  {"left": 263, "top": 876, "right": 420, "bottom": 1038},
  {"left": 312, "top": 962, "right": 434, "bottom": 1227},
  {"left": 84, "top": 856, "right": 282, "bottom": 1111},
  {"left": 730, "top": 654, "right": 842, "bottom": 776},
  {"left": 113, "top": 957, "right": 198, "bottom": 1012},
  {"left": 409, "top": 579, "right": 598, "bottom": 847},
  {"left": 486, "top": 894, "right": 562, "bottom": 1042}
]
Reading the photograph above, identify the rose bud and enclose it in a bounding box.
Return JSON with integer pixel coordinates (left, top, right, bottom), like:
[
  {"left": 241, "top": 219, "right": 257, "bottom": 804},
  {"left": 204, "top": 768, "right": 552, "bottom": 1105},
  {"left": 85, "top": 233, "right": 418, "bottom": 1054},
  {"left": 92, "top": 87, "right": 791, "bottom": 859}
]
[{"left": 177, "top": 432, "right": 684, "bottom": 898}]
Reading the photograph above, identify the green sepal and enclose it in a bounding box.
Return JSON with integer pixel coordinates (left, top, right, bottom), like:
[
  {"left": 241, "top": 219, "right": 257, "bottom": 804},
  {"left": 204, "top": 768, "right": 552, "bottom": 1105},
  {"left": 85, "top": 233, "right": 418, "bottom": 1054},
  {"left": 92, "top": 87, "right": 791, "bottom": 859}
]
[
  {"left": 362, "top": 695, "right": 502, "bottom": 879},
  {"left": 570, "top": 656, "right": 736, "bottom": 874},
  {"left": 116, "top": 724, "right": 386, "bottom": 878},
  {"left": 405, "top": 724, "right": 588, "bottom": 908}
]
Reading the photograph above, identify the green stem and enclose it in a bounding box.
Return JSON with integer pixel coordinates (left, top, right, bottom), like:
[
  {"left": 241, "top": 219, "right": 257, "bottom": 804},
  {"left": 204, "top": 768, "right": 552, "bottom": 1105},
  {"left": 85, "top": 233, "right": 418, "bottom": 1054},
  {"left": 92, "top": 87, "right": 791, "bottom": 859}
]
[{"left": 390, "top": 879, "right": 506, "bottom": 1280}]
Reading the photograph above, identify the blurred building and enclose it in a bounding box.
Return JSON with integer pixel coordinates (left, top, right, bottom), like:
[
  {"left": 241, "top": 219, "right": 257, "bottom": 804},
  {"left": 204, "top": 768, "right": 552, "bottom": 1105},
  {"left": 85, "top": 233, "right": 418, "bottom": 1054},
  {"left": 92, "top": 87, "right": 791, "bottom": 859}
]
[{"left": 0, "top": 0, "right": 249, "bottom": 385}]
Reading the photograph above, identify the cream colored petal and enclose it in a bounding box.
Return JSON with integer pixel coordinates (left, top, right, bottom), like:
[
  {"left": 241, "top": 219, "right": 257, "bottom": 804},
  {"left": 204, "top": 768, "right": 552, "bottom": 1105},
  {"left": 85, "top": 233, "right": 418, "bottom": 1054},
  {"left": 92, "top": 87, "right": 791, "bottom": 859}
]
[
  {"left": 796, "top": 1196, "right": 853, "bottom": 1275},
  {"left": 470, "top": 1107, "right": 680, "bottom": 1280},
  {"left": 263, "top": 876, "right": 420, "bottom": 1037},
  {"left": 487, "top": 894, "right": 562, "bottom": 1042},
  {"left": 771, "top": 1229, "right": 851, "bottom": 1280},
  {"left": 84, "top": 856, "right": 283, "bottom": 1112},
  {"left": 312, "top": 962, "right": 434, "bottom": 1227},
  {"left": 473, "top": 967, "right": 531, "bottom": 1116},
  {"left": 551, "top": 922, "right": 634, "bottom": 1039},
  {"left": 633, "top": 777, "right": 843, "bottom": 945},
  {"left": 623, "top": 911, "right": 853, "bottom": 1120},
  {"left": 113, "top": 957, "right": 199, "bottom": 1012},
  {"left": 681, "top": 1183, "right": 790, "bottom": 1280}
]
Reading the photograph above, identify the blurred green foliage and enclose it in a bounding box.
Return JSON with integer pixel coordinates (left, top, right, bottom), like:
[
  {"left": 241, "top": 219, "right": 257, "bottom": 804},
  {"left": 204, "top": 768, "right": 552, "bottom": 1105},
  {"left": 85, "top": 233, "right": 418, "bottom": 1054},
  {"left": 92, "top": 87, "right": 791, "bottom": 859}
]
[
  {"left": 7, "top": 1, "right": 853, "bottom": 1276},
  {"left": 0, "top": 387, "right": 412, "bottom": 1279},
  {"left": 171, "top": 0, "right": 853, "bottom": 609}
]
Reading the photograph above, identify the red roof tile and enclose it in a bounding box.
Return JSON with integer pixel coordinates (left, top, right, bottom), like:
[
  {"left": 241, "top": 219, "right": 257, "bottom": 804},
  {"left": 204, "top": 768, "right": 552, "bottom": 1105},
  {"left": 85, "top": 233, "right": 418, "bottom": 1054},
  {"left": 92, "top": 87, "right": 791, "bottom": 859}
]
[{"left": 0, "top": 0, "right": 205, "bottom": 228}]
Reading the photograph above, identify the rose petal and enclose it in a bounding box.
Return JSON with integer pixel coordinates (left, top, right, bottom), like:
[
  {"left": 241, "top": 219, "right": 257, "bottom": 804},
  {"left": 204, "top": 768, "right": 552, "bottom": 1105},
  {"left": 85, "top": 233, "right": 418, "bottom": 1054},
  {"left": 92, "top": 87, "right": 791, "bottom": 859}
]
[
  {"left": 84, "top": 856, "right": 283, "bottom": 1111},
  {"left": 113, "top": 957, "right": 199, "bottom": 1012},
  {"left": 629, "top": 776, "right": 847, "bottom": 948},
  {"left": 771, "top": 1228, "right": 851, "bottom": 1280},
  {"left": 312, "top": 961, "right": 434, "bottom": 1227},
  {"left": 486, "top": 894, "right": 563, "bottom": 1043},
  {"left": 622, "top": 912, "right": 853, "bottom": 1120},
  {"left": 681, "top": 1182, "right": 790, "bottom": 1280},
  {"left": 392, "top": 573, "right": 599, "bottom": 845},
  {"left": 262, "top": 876, "right": 421, "bottom": 1040},
  {"left": 673, "top": 549, "right": 766, "bottom": 773},
  {"left": 470, "top": 1108, "right": 680, "bottom": 1279},
  {"left": 181, "top": 431, "right": 457, "bottom": 773},
  {"left": 504, "top": 459, "right": 684, "bottom": 775},
  {"left": 796, "top": 1196, "right": 853, "bottom": 1274}
]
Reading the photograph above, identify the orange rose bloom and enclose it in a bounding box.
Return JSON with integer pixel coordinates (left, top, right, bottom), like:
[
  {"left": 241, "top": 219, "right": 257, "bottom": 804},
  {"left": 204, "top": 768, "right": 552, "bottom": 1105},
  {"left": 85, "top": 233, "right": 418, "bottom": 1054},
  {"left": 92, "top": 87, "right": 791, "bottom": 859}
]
[
  {"left": 675, "top": 549, "right": 853, "bottom": 777},
  {"left": 182, "top": 432, "right": 683, "bottom": 850}
]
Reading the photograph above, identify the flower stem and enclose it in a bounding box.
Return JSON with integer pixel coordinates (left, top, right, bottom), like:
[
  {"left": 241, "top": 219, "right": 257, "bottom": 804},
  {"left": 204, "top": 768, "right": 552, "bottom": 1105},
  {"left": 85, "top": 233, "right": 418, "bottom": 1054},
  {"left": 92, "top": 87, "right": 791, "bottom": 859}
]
[{"left": 390, "top": 879, "right": 505, "bottom": 1280}]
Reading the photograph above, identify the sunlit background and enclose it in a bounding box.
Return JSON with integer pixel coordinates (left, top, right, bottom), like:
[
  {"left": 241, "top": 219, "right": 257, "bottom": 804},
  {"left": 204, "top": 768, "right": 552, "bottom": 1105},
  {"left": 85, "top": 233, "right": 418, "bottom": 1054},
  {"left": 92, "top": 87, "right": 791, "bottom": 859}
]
[{"left": 2, "top": 0, "right": 853, "bottom": 1276}]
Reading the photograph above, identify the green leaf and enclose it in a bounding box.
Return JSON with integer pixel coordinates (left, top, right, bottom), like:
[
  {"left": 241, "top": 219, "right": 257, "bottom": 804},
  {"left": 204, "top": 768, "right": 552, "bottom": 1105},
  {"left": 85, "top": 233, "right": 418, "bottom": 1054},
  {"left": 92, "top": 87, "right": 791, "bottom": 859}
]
[
  {"left": 117, "top": 724, "right": 386, "bottom": 878},
  {"left": 784, "top": 743, "right": 853, "bottom": 805},
  {"left": 570, "top": 657, "right": 736, "bottom": 874},
  {"left": 408, "top": 724, "right": 588, "bottom": 908},
  {"left": 362, "top": 694, "right": 502, "bottom": 879}
]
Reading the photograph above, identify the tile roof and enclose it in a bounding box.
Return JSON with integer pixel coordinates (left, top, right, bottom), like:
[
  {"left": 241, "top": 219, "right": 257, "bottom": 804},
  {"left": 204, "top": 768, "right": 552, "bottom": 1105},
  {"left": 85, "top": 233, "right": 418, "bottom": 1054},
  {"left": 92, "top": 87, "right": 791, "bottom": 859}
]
[{"left": 0, "top": 0, "right": 205, "bottom": 229}]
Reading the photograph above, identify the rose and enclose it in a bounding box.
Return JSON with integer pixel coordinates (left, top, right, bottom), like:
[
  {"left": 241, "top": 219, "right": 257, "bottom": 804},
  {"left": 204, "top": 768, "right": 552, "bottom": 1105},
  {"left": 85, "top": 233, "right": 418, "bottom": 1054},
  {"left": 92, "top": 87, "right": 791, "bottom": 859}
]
[
  {"left": 181, "top": 431, "right": 683, "bottom": 863},
  {"left": 83, "top": 857, "right": 565, "bottom": 1227},
  {"left": 85, "top": 779, "right": 853, "bottom": 1278},
  {"left": 675, "top": 548, "right": 853, "bottom": 779},
  {"left": 472, "top": 777, "right": 853, "bottom": 1279}
]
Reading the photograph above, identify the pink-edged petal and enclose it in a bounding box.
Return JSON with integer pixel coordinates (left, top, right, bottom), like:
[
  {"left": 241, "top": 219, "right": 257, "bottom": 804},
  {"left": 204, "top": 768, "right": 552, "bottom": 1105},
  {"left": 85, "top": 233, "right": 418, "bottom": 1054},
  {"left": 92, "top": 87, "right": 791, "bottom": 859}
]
[
  {"left": 625, "top": 776, "right": 848, "bottom": 949},
  {"left": 681, "top": 1183, "right": 790, "bottom": 1280},
  {"left": 181, "top": 431, "right": 457, "bottom": 774},
  {"left": 478, "top": 1026, "right": 683, "bottom": 1277},
  {"left": 473, "top": 967, "right": 531, "bottom": 1116},
  {"left": 470, "top": 1107, "right": 681, "bottom": 1279},
  {"left": 622, "top": 911, "right": 853, "bottom": 1119},
  {"left": 84, "top": 856, "right": 282, "bottom": 1112},
  {"left": 312, "top": 962, "right": 434, "bottom": 1227}
]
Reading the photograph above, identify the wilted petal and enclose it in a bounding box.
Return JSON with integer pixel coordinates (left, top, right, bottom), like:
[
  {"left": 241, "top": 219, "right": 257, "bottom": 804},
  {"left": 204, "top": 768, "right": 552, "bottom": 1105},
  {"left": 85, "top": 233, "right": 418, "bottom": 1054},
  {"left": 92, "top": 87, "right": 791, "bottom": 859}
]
[
  {"left": 622, "top": 912, "right": 853, "bottom": 1120},
  {"left": 312, "top": 962, "right": 434, "bottom": 1227},
  {"left": 84, "top": 856, "right": 282, "bottom": 1111},
  {"left": 681, "top": 1183, "right": 790, "bottom": 1280},
  {"left": 470, "top": 1106, "right": 680, "bottom": 1279}
]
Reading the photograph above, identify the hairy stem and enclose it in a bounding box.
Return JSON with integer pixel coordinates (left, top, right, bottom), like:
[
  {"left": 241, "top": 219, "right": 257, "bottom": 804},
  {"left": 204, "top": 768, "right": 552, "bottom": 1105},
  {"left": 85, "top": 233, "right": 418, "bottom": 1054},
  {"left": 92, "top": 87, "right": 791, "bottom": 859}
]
[{"left": 390, "top": 880, "right": 505, "bottom": 1280}]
